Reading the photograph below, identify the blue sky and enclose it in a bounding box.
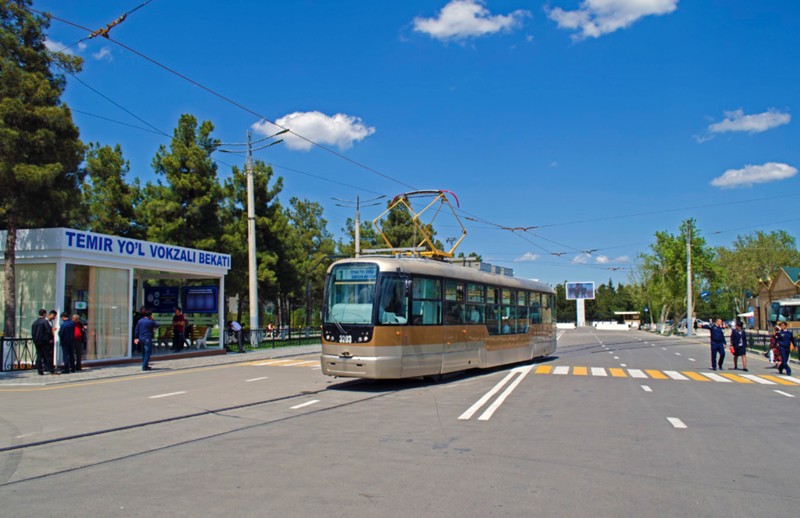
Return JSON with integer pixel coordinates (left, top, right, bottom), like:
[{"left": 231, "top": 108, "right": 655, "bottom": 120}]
[{"left": 35, "top": 0, "right": 800, "bottom": 287}]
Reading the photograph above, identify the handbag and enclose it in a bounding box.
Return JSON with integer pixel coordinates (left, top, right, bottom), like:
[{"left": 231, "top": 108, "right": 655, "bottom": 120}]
[{"left": 729, "top": 346, "right": 735, "bottom": 354}]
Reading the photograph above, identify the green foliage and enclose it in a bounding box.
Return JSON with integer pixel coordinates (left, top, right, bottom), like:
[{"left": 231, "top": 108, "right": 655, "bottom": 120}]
[
  {"left": 0, "top": 1, "right": 84, "bottom": 335},
  {"left": 83, "top": 143, "right": 143, "bottom": 238},
  {"left": 141, "top": 114, "right": 221, "bottom": 251},
  {"left": 635, "top": 219, "right": 717, "bottom": 324}
]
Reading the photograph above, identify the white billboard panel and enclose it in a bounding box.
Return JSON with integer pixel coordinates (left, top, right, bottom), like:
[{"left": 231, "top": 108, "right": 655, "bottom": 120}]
[{"left": 566, "top": 281, "right": 595, "bottom": 300}]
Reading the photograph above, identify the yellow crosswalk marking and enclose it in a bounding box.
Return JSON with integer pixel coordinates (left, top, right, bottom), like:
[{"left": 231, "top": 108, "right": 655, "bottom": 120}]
[
  {"left": 645, "top": 369, "right": 668, "bottom": 379},
  {"left": 535, "top": 365, "right": 553, "bottom": 374},
  {"left": 719, "top": 373, "right": 753, "bottom": 383},
  {"left": 608, "top": 368, "right": 627, "bottom": 378},
  {"left": 682, "top": 371, "right": 710, "bottom": 381},
  {"left": 760, "top": 375, "right": 798, "bottom": 386},
  {"left": 573, "top": 366, "right": 588, "bottom": 376}
]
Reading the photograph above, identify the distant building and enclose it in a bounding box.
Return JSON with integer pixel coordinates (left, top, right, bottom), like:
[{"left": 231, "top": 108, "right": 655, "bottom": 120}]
[{"left": 753, "top": 267, "right": 800, "bottom": 330}]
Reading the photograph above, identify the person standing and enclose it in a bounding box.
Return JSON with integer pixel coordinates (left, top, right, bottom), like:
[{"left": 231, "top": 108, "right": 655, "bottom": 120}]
[
  {"left": 71, "top": 314, "right": 85, "bottom": 372},
  {"left": 775, "top": 321, "right": 795, "bottom": 376},
  {"left": 134, "top": 311, "right": 159, "bottom": 371},
  {"left": 730, "top": 320, "right": 748, "bottom": 371},
  {"left": 228, "top": 320, "right": 244, "bottom": 353},
  {"left": 57, "top": 312, "right": 75, "bottom": 374},
  {"left": 699, "top": 318, "right": 726, "bottom": 371},
  {"left": 31, "top": 309, "right": 56, "bottom": 375},
  {"left": 172, "top": 307, "right": 187, "bottom": 353},
  {"left": 132, "top": 306, "right": 146, "bottom": 354}
]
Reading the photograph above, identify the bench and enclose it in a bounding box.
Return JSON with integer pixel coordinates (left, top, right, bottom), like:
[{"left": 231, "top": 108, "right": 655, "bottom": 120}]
[{"left": 157, "top": 325, "right": 211, "bottom": 349}]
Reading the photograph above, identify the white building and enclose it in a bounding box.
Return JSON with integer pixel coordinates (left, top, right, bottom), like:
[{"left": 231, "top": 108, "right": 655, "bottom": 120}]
[{"left": 0, "top": 228, "right": 231, "bottom": 363}]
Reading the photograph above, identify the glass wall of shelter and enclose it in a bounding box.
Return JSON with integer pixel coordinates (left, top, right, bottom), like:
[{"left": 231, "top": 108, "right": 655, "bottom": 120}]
[{"left": 0, "top": 228, "right": 231, "bottom": 362}]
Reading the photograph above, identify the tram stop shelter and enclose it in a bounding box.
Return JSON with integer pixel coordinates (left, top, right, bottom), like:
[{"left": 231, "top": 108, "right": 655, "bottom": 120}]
[{"left": 0, "top": 228, "right": 231, "bottom": 365}]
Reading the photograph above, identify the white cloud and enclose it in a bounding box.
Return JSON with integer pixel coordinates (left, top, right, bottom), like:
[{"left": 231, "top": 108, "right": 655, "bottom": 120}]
[
  {"left": 572, "top": 253, "right": 591, "bottom": 264},
  {"left": 413, "top": 0, "right": 529, "bottom": 41},
  {"left": 548, "top": 0, "right": 678, "bottom": 40},
  {"left": 595, "top": 255, "right": 629, "bottom": 264},
  {"left": 514, "top": 252, "right": 540, "bottom": 262},
  {"left": 252, "top": 111, "right": 376, "bottom": 152},
  {"left": 710, "top": 162, "right": 797, "bottom": 189},
  {"left": 92, "top": 46, "right": 113, "bottom": 61},
  {"left": 705, "top": 109, "right": 790, "bottom": 139}
]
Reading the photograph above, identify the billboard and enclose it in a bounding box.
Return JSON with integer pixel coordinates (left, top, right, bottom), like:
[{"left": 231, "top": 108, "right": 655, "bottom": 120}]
[
  {"left": 566, "top": 281, "right": 595, "bottom": 300},
  {"left": 183, "top": 286, "right": 219, "bottom": 313},
  {"left": 144, "top": 286, "right": 179, "bottom": 313}
]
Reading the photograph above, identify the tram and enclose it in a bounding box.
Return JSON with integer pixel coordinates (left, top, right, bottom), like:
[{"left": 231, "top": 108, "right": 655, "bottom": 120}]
[{"left": 320, "top": 256, "right": 557, "bottom": 379}]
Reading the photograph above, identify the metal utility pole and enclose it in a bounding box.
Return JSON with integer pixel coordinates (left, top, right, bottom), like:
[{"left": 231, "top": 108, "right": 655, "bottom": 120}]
[
  {"left": 334, "top": 195, "right": 386, "bottom": 257},
  {"left": 245, "top": 131, "right": 258, "bottom": 334},
  {"left": 686, "top": 220, "right": 693, "bottom": 337},
  {"left": 219, "top": 128, "right": 287, "bottom": 343}
]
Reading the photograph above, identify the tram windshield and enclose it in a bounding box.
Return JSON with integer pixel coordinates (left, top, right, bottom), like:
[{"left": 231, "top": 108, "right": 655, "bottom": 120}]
[{"left": 325, "top": 263, "right": 378, "bottom": 324}]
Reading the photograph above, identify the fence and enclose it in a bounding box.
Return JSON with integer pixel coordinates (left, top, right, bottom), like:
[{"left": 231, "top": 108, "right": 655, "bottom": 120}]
[
  {"left": 223, "top": 327, "right": 321, "bottom": 352},
  {"left": 745, "top": 331, "right": 799, "bottom": 362},
  {"left": 1, "top": 337, "right": 37, "bottom": 372}
]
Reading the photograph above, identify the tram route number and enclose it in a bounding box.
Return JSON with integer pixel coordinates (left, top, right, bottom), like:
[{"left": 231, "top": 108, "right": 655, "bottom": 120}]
[{"left": 338, "top": 335, "right": 352, "bottom": 344}]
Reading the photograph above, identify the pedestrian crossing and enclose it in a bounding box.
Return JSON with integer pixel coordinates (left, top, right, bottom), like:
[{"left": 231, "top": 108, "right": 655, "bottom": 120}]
[{"left": 532, "top": 365, "right": 800, "bottom": 386}]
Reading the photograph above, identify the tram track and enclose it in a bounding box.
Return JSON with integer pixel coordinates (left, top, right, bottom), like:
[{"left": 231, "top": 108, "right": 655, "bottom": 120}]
[{"left": 0, "top": 377, "right": 402, "bottom": 487}]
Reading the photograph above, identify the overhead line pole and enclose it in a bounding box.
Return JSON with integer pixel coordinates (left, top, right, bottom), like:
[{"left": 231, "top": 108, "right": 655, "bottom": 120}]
[
  {"left": 686, "top": 220, "right": 693, "bottom": 337},
  {"left": 246, "top": 131, "right": 259, "bottom": 337}
]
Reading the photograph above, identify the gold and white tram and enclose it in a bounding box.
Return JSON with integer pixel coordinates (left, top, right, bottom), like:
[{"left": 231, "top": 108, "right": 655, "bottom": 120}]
[{"left": 320, "top": 256, "right": 557, "bottom": 379}]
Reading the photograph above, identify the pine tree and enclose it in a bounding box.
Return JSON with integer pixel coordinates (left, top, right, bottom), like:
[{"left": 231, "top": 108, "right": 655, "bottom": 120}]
[
  {"left": 0, "top": 1, "right": 84, "bottom": 335},
  {"left": 83, "top": 143, "right": 143, "bottom": 239}
]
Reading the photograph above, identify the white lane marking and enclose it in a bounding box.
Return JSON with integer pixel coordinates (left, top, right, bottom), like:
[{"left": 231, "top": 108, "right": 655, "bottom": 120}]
[
  {"left": 459, "top": 366, "right": 531, "bottom": 421},
  {"left": 688, "top": 358, "right": 696, "bottom": 362},
  {"left": 613, "top": 356, "right": 620, "bottom": 360},
  {"left": 254, "top": 360, "right": 281, "bottom": 366},
  {"left": 628, "top": 369, "right": 647, "bottom": 379},
  {"left": 245, "top": 376, "right": 269, "bottom": 382},
  {"left": 667, "top": 417, "right": 687, "bottom": 429},
  {"left": 553, "top": 366, "right": 569, "bottom": 375},
  {"left": 674, "top": 352, "right": 682, "bottom": 356},
  {"left": 282, "top": 361, "right": 313, "bottom": 367},
  {"left": 662, "top": 348, "right": 667, "bottom": 351},
  {"left": 478, "top": 366, "right": 533, "bottom": 421},
  {"left": 741, "top": 374, "right": 776, "bottom": 385},
  {"left": 608, "top": 351, "right": 614, "bottom": 354},
  {"left": 620, "top": 363, "right": 627, "bottom": 367},
  {"left": 779, "top": 375, "right": 800, "bottom": 385},
  {"left": 701, "top": 372, "right": 731, "bottom": 382},
  {"left": 650, "top": 344, "right": 655, "bottom": 347},
  {"left": 774, "top": 390, "right": 795, "bottom": 398},
  {"left": 290, "top": 399, "right": 320, "bottom": 410},
  {"left": 149, "top": 391, "right": 187, "bottom": 399},
  {"left": 591, "top": 367, "right": 607, "bottom": 377},
  {"left": 557, "top": 330, "right": 566, "bottom": 340},
  {"left": 641, "top": 385, "right": 653, "bottom": 392},
  {"left": 664, "top": 370, "right": 689, "bottom": 381}
]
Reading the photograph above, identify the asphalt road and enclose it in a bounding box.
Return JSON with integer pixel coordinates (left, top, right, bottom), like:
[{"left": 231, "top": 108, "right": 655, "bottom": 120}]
[{"left": 1, "top": 329, "right": 798, "bottom": 517}]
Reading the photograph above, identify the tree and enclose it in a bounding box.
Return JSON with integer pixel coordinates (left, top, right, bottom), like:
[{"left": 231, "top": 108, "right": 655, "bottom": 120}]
[
  {"left": 219, "top": 160, "right": 284, "bottom": 320},
  {"left": 635, "top": 219, "right": 717, "bottom": 325},
  {"left": 0, "top": 1, "right": 84, "bottom": 335},
  {"left": 141, "top": 114, "right": 222, "bottom": 250},
  {"left": 715, "top": 230, "right": 800, "bottom": 313},
  {"left": 83, "top": 143, "right": 143, "bottom": 239}
]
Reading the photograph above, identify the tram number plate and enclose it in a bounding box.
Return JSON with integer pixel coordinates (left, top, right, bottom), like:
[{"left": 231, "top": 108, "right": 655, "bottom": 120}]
[{"left": 338, "top": 335, "right": 352, "bottom": 344}]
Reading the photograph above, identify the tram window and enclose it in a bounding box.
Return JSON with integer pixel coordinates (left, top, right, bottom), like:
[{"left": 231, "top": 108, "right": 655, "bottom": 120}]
[
  {"left": 378, "top": 276, "right": 408, "bottom": 325},
  {"left": 467, "top": 304, "right": 484, "bottom": 324},
  {"left": 486, "top": 305, "right": 500, "bottom": 335},
  {"left": 517, "top": 291, "right": 529, "bottom": 332},
  {"left": 444, "top": 280, "right": 465, "bottom": 325},
  {"left": 501, "top": 305, "right": 516, "bottom": 334},
  {"left": 487, "top": 287, "right": 497, "bottom": 305},
  {"left": 501, "top": 289, "right": 513, "bottom": 306},
  {"left": 467, "top": 283, "right": 485, "bottom": 303},
  {"left": 541, "top": 293, "right": 553, "bottom": 324},
  {"left": 411, "top": 276, "right": 442, "bottom": 325},
  {"left": 530, "top": 293, "right": 541, "bottom": 324}
]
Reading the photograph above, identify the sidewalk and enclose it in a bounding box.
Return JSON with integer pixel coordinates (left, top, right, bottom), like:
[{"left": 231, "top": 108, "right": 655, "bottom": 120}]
[{"left": 0, "top": 344, "right": 322, "bottom": 388}]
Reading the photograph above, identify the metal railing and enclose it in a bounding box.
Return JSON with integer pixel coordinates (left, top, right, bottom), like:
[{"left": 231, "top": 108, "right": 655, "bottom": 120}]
[
  {"left": 1, "top": 337, "right": 37, "bottom": 372},
  {"left": 223, "top": 327, "right": 321, "bottom": 352},
  {"left": 745, "top": 331, "right": 799, "bottom": 361}
]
